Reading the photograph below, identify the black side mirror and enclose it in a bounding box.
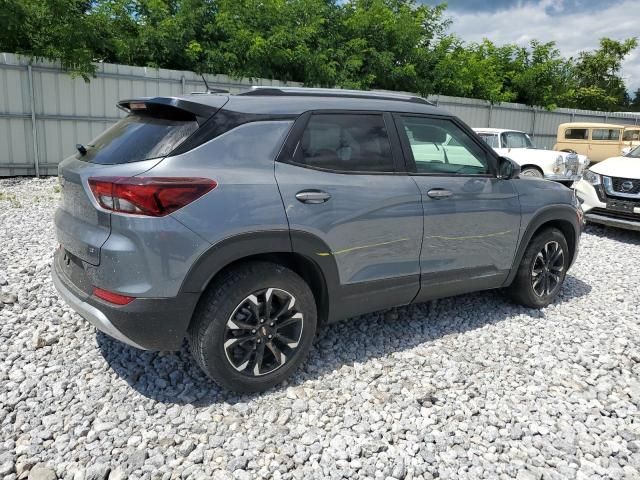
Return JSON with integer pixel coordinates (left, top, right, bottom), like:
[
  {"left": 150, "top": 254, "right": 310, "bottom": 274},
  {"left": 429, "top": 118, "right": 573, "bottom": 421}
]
[{"left": 497, "top": 156, "right": 520, "bottom": 180}]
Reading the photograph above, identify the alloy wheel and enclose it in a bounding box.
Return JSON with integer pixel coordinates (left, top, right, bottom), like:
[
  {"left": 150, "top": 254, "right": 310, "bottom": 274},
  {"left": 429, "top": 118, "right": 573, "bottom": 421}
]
[
  {"left": 531, "top": 241, "right": 565, "bottom": 297},
  {"left": 223, "top": 288, "right": 304, "bottom": 376}
]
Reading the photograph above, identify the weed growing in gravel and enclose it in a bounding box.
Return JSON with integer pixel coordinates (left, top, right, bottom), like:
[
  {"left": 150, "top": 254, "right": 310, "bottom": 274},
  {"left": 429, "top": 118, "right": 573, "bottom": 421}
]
[{"left": 0, "top": 191, "right": 20, "bottom": 207}]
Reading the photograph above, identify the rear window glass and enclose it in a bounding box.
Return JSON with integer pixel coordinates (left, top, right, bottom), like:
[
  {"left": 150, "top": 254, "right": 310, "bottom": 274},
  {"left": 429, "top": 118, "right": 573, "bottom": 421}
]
[{"left": 82, "top": 114, "right": 198, "bottom": 164}]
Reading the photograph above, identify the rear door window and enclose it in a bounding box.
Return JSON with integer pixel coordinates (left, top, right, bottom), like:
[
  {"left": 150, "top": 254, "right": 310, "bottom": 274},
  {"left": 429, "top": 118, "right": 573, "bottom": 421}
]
[
  {"left": 83, "top": 113, "right": 198, "bottom": 164},
  {"left": 294, "top": 114, "right": 395, "bottom": 172}
]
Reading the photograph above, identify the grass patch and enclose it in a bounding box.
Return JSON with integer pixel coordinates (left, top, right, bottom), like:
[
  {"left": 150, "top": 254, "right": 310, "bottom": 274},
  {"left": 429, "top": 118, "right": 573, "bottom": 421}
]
[{"left": 0, "top": 191, "right": 21, "bottom": 207}]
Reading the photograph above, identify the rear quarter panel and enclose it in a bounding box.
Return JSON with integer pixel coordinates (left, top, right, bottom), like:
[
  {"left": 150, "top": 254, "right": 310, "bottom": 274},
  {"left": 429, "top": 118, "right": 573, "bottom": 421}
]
[{"left": 148, "top": 120, "right": 295, "bottom": 244}]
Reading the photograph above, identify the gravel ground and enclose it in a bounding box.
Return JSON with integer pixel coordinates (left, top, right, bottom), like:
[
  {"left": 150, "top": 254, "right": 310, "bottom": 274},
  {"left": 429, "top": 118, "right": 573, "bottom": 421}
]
[{"left": 0, "top": 177, "right": 639, "bottom": 480}]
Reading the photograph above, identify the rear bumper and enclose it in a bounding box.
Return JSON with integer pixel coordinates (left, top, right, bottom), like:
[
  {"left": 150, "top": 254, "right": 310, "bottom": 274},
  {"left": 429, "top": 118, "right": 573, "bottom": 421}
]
[{"left": 52, "top": 249, "right": 199, "bottom": 351}]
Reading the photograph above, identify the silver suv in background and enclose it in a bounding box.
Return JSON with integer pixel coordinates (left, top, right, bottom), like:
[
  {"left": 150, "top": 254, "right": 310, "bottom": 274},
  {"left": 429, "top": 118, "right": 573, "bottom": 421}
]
[{"left": 53, "top": 88, "right": 584, "bottom": 392}]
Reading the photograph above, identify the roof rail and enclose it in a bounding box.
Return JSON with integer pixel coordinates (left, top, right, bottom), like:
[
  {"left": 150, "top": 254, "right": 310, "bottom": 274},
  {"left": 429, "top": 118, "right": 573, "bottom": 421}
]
[{"left": 238, "top": 86, "right": 434, "bottom": 105}]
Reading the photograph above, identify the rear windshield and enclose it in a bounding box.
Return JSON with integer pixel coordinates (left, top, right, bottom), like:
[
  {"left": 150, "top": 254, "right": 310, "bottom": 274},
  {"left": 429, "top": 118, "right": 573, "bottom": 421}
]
[{"left": 82, "top": 113, "right": 198, "bottom": 164}]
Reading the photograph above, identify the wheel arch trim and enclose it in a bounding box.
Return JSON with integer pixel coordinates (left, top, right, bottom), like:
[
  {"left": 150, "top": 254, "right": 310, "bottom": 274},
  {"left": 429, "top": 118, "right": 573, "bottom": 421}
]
[
  {"left": 504, "top": 204, "right": 580, "bottom": 286},
  {"left": 179, "top": 230, "right": 340, "bottom": 322}
]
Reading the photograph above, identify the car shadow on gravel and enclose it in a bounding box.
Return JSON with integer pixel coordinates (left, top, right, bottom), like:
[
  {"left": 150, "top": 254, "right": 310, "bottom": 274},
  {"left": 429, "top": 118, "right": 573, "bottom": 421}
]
[{"left": 97, "top": 274, "right": 591, "bottom": 406}]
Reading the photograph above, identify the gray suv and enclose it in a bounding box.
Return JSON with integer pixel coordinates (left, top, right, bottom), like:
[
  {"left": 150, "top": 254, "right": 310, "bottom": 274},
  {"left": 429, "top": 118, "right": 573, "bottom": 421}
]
[{"left": 52, "top": 88, "right": 583, "bottom": 392}]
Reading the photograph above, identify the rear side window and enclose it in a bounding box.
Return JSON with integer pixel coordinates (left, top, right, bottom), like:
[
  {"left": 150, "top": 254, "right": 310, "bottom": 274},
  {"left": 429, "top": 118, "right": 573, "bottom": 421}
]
[
  {"left": 592, "top": 128, "right": 620, "bottom": 141},
  {"left": 295, "top": 114, "right": 395, "bottom": 172},
  {"left": 623, "top": 129, "right": 640, "bottom": 141},
  {"left": 565, "top": 128, "right": 588, "bottom": 140},
  {"left": 83, "top": 113, "right": 198, "bottom": 164}
]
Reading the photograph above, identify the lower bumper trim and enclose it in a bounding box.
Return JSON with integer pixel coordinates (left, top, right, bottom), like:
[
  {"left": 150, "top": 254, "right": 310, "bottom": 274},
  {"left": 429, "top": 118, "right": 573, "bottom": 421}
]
[
  {"left": 585, "top": 213, "right": 640, "bottom": 232},
  {"left": 52, "top": 267, "right": 147, "bottom": 350},
  {"left": 544, "top": 174, "right": 582, "bottom": 182}
]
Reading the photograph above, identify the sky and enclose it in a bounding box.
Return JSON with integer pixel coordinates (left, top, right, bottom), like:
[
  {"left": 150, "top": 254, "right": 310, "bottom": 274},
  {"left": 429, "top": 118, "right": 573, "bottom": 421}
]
[{"left": 422, "top": 0, "right": 639, "bottom": 95}]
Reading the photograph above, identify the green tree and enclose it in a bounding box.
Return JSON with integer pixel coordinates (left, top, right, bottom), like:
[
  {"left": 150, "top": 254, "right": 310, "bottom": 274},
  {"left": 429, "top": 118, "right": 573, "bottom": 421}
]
[
  {"left": 509, "top": 41, "right": 575, "bottom": 110},
  {"left": 0, "top": 0, "right": 637, "bottom": 110},
  {"left": 568, "top": 37, "right": 638, "bottom": 111},
  {"left": 0, "top": 0, "right": 112, "bottom": 78},
  {"left": 629, "top": 88, "right": 640, "bottom": 111}
]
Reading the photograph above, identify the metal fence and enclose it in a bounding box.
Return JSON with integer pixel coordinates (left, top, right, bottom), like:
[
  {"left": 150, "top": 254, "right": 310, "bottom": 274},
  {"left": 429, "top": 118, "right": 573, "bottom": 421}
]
[{"left": 1, "top": 52, "right": 639, "bottom": 177}]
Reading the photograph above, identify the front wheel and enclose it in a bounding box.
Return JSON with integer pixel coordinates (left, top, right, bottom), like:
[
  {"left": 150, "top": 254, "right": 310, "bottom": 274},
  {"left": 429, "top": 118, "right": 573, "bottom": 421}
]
[
  {"left": 507, "top": 228, "right": 569, "bottom": 308},
  {"left": 520, "top": 167, "right": 544, "bottom": 178},
  {"left": 188, "top": 262, "right": 317, "bottom": 392}
]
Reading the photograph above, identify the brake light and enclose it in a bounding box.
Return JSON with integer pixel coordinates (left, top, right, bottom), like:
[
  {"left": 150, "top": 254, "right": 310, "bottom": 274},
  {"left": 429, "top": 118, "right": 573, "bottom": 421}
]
[
  {"left": 88, "top": 177, "right": 216, "bottom": 217},
  {"left": 93, "top": 287, "right": 135, "bottom": 305}
]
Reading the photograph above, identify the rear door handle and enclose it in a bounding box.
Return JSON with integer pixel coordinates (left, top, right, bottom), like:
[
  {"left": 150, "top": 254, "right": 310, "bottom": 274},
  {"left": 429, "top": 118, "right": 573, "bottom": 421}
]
[
  {"left": 295, "top": 190, "right": 331, "bottom": 204},
  {"left": 426, "top": 188, "right": 453, "bottom": 199}
]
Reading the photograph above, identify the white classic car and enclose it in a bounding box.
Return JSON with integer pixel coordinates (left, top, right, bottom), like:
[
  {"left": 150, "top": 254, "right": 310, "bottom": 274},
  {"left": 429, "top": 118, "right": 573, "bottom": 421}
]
[
  {"left": 574, "top": 145, "right": 640, "bottom": 231},
  {"left": 474, "top": 128, "right": 590, "bottom": 185}
]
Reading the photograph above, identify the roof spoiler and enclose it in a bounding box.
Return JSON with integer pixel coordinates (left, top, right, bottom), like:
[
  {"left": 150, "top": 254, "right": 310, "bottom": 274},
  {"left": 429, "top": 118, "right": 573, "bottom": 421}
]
[{"left": 117, "top": 96, "right": 226, "bottom": 124}]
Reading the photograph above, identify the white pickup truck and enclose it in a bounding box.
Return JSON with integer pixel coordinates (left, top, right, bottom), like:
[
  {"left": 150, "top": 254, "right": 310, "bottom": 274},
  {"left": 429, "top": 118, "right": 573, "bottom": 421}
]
[{"left": 474, "top": 128, "right": 590, "bottom": 185}]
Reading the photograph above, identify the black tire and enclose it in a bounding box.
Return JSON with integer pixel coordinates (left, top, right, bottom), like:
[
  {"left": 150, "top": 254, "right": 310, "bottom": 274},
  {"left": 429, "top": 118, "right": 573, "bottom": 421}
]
[
  {"left": 188, "top": 261, "right": 317, "bottom": 393},
  {"left": 508, "top": 228, "right": 569, "bottom": 308},
  {"left": 520, "top": 167, "right": 544, "bottom": 178}
]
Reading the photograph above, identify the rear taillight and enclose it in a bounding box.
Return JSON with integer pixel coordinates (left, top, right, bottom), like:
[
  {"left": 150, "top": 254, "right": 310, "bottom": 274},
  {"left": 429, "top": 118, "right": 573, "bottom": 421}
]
[
  {"left": 88, "top": 177, "right": 217, "bottom": 217},
  {"left": 93, "top": 287, "right": 135, "bottom": 305}
]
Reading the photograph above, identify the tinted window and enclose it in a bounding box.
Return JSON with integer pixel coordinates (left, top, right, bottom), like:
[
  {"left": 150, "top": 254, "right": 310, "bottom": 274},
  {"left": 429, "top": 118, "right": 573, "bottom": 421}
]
[
  {"left": 398, "top": 116, "right": 489, "bottom": 175},
  {"left": 478, "top": 133, "right": 499, "bottom": 148},
  {"left": 296, "top": 114, "right": 394, "bottom": 172},
  {"left": 565, "top": 128, "right": 588, "bottom": 140},
  {"left": 501, "top": 131, "right": 533, "bottom": 148},
  {"left": 623, "top": 129, "right": 640, "bottom": 141},
  {"left": 592, "top": 128, "right": 620, "bottom": 141},
  {"left": 83, "top": 113, "right": 198, "bottom": 164}
]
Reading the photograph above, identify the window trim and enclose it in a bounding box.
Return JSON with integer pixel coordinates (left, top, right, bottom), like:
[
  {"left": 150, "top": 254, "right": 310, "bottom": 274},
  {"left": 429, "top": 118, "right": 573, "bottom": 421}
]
[
  {"left": 275, "top": 110, "right": 406, "bottom": 175},
  {"left": 392, "top": 113, "right": 499, "bottom": 177}
]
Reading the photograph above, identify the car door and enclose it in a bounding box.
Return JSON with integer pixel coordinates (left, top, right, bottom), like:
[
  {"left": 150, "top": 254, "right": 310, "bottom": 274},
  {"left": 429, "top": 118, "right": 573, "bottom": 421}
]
[
  {"left": 393, "top": 114, "right": 522, "bottom": 302},
  {"left": 275, "top": 111, "right": 423, "bottom": 321}
]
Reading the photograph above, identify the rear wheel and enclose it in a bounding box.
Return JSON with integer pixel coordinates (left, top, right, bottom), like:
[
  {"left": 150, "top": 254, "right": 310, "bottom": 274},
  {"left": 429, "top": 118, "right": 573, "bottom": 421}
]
[
  {"left": 520, "top": 167, "right": 544, "bottom": 178},
  {"left": 508, "top": 228, "right": 569, "bottom": 308},
  {"left": 188, "top": 262, "right": 317, "bottom": 392}
]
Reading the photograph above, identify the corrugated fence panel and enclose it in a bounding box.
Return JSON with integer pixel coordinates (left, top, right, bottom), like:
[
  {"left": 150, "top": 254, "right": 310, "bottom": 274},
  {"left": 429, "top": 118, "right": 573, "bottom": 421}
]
[{"left": 1, "top": 52, "right": 639, "bottom": 176}]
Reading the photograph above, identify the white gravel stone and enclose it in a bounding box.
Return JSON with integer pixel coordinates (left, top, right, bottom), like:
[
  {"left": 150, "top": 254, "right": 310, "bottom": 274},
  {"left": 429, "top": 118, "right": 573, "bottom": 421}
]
[{"left": 1, "top": 176, "right": 639, "bottom": 479}]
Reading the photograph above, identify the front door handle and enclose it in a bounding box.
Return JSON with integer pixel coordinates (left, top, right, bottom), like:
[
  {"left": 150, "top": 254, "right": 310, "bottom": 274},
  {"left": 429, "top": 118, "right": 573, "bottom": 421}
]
[
  {"left": 426, "top": 188, "right": 453, "bottom": 199},
  {"left": 295, "top": 190, "right": 331, "bottom": 204}
]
